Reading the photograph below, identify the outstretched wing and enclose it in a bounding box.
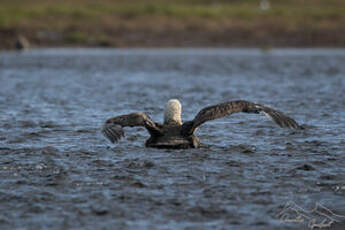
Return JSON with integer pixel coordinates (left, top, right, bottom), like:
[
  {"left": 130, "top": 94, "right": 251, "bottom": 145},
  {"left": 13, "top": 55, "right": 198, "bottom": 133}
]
[
  {"left": 102, "top": 112, "right": 163, "bottom": 143},
  {"left": 181, "top": 100, "right": 300, "bottom": 136}
]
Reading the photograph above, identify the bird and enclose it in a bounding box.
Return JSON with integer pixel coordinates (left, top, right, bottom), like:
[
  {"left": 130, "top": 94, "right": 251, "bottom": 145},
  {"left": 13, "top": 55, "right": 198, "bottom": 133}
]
[{"left": 102, "top": 99, "right": 301, "bottom": 149}]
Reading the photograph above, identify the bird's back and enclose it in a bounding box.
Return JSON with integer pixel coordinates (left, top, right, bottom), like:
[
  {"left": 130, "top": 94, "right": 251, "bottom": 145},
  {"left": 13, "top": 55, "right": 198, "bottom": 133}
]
[{"left": 145, "top": 124, "right": 199, "bottom": 149}]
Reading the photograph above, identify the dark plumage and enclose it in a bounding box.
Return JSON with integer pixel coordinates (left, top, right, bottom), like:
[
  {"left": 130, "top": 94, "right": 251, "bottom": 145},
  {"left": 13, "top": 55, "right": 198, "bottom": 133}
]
[{"left": 102, "top": 99, "right": 301, "bottom": 149}]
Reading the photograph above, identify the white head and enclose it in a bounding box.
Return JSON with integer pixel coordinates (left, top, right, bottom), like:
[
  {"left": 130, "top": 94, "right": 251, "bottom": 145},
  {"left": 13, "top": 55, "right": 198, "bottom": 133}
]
[{"left": 164, "top": 99, "right": 182, "bottom": 125}]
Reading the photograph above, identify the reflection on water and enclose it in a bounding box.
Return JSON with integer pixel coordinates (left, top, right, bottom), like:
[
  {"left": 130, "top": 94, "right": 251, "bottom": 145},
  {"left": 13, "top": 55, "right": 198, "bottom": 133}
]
[{"left": 0, "top": 49, "right": 345, "bottom": 229}]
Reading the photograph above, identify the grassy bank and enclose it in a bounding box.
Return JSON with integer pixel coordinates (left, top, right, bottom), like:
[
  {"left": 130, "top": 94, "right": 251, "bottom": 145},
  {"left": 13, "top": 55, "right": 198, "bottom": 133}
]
[{"left": 1, "top": 0, "right": 344, "bottom": 49}]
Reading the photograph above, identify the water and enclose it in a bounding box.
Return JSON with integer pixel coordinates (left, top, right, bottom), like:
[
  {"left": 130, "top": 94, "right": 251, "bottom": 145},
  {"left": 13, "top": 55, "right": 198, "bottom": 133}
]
[{"left": 1, "top": 48, "right": 345, "bottom": 229}]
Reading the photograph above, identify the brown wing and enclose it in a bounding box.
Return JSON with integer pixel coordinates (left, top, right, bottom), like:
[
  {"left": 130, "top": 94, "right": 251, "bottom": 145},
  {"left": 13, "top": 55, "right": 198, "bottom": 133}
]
[
  {"left": 102, "top": 112, "right": 163, "bottom": 143},
  {"left": 181, "top": 100, "right": 300, "bottom": 136}
]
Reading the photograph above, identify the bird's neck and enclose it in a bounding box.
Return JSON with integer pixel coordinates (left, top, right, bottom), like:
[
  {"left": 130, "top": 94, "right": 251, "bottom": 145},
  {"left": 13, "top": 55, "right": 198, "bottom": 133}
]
[
  {"left": 164, "top": 112, "right": 182, "bottom": 125},
  {"left": 164, "top": 118, "right": 182, "bottom": 126}
]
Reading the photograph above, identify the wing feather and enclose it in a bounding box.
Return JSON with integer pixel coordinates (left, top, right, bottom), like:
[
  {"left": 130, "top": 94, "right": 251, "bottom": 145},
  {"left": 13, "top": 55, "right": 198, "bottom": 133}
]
[
  {"left": 102, "top": 124, "right": 124, "bottom": 143},
  {"left": 102, "top": 112, "right": 162, "bottom": 143},
  {"left": 261, "top": 106, "right": 300, "bottom": 129},
  {"left": 181, "top": 100, "right": 300, "bottom": 136}
]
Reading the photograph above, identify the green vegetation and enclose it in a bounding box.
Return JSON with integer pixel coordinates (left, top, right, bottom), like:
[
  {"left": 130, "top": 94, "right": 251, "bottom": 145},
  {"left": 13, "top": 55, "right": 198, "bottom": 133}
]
[
  {"left": 0, "top": 0, "right": 344, "bottom": 48},
  {"left": 1, "top": 0, "right": 344, "bottom": 23}
]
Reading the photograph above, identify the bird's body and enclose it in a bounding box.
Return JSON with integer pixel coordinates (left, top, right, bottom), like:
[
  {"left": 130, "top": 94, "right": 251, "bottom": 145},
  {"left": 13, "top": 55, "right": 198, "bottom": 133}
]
[
  {"left": 145, "top": 124, "right": 200, "bottom": 149},
  {"left": 102, "top": 99, "right": 300, "bottom": 149}
]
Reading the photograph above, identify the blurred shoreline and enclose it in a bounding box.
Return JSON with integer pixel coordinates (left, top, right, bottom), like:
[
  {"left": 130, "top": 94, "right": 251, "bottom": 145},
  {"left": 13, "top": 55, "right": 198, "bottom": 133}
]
[
  {"left": 2, "top": 27, "right": 344, "bottom": 50},
  {"left": 1, "top": 0, "right": 344, "bottom": 50}
]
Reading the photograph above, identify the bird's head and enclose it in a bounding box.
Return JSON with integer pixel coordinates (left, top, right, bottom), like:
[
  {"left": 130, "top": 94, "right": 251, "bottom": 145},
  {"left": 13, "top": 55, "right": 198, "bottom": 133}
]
[{"left": 164, "top": 99, "right": 182, "bottom": 125}]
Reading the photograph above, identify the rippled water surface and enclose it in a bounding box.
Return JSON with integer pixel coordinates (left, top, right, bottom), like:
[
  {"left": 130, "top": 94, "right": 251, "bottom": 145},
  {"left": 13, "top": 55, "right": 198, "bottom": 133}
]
[{"left": 1, "top": 48, "right": 345, "bottom": 230}]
